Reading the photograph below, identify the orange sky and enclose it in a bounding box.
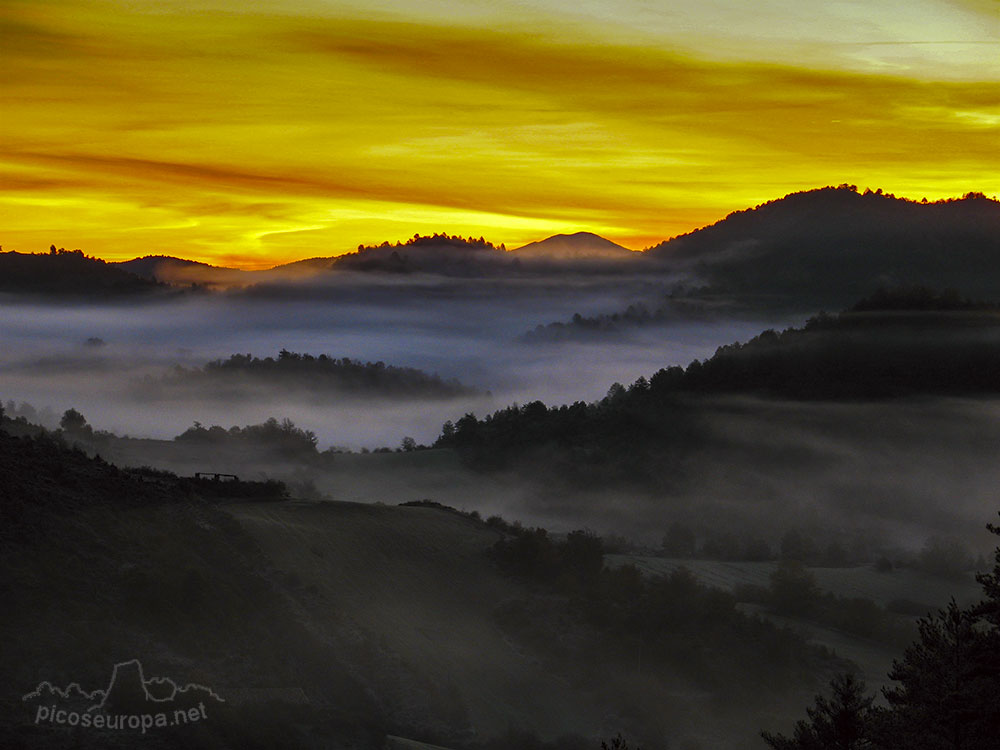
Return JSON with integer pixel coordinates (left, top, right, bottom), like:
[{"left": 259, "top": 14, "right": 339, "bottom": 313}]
[{"left": 1, "top": 0, "right": 998, "bottom": 269}]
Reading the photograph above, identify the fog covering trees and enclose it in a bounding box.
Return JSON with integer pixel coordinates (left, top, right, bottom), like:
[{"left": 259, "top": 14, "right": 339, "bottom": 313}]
[
  {"left": 176, "top": 416, "right": 319, "bottom": 458},
  {"left": 438, "top": 288, "right": 1000, "bottom": 489},
  {"left": 762, "top": 517, "right": 1000, "bottom": 749},
  {"left": 155, "top": 350, "right": 481, "bottom": 400}
]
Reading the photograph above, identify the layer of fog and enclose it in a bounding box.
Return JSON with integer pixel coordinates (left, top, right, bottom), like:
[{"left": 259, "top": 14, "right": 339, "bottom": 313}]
[
  {"left": 0, "top": 278, "right": 789, "bottom": 447},
  {"left": 476, "top": 396, "right": 1000, "bottom": 559},
  {"left": 5, "top": 277, "right": 999, "bottom": 563}
]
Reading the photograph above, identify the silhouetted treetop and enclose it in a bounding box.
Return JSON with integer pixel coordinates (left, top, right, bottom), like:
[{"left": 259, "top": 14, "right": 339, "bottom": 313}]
[
  {"left": 356, "top": 232, "right": 505, "bottom": 253},
  {"left": 761, "top": 672, "right": 875, "bottom": 750},
  {"left": 175, "top": 416, "right": 318, "bottom": 458},
  {"left": 151, "top": 350, "right": 481, "bottom": 399},
  {"left": 0, "top": 248, "right": 168, "bottom": 299},
  {"left": 334, "top": 233, "right": 509, "bottom": 275}
]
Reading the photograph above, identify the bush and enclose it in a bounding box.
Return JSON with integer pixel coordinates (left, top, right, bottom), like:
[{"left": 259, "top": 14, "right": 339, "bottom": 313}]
[{"left": 768, "top": 560, "right": 821, "bottom": 617}]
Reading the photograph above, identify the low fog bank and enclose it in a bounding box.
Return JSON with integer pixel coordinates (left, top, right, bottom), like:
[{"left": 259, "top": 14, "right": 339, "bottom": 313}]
[
  {"left": 34, "top": 393, "right": 999, "bottom": 571},
  {"left": 4, "top": 291, "right": 999, "bottom": 562},
  {"left": 476, "top": 396, "right": 1000, "bottom": 562},
  {"left": 0, "top": 292, "right": 789, "bottom": 447}
]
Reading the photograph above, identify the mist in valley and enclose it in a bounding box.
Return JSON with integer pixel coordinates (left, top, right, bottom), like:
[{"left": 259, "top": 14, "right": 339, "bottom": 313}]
[
  {"left": 6, "top": 279, "right": 997, "bottom": 563},
  {"left": 6, "top": 269, "right": 1000, "bottom": 749},
  {"left": 0, "top": 276, "right": 784, "bottom": 446},
  {"left": 3, "top": 0, "right": 999, "bottom": 737}
]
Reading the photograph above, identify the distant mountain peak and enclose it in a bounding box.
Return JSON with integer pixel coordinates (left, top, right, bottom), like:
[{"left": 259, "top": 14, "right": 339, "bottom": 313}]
[
  {"left": 513, "top": 232, "right": 634, "bottom": 260},
  {"left": 120, "top": 254, "right": 223, "bottom": 269}
]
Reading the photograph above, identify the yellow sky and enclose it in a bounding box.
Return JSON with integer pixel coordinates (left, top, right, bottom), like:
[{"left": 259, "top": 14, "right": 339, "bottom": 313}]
[{"left": 1, "top": 0, "right": 998, "bottom": 268}]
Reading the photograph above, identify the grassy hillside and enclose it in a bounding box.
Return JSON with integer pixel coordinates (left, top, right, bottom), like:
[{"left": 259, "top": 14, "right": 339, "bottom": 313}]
[
  {"left": 0, "top": 431, "right": 382, "bottom": 749},
  {"left": 227, "top": 501, "right": 560, "bottom": 741},
  {"left": 606, "top": 555, "right": 983, "bottom": 696},
  {"left": 3, "top": 421, "right": 896, "bottom": 749},
  {"left": 227, "top": 501, "right": 853, "bottom": 750},
  {"left": 607, "top": 557, "right": 981, "bottom": 611}
]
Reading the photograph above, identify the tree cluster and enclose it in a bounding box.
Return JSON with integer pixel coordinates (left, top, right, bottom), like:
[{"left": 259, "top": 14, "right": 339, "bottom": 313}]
[
  {"left": 335, "top": 233, "right": 509, "bottom": 275},
  {"left": 0, "top": 247, "right": 165, "bottom": 297},
  {"left": 175, "top": 416, "right": 319, "bottom": 458},
  {"left": 441, "top": 291, "right": 1000, "bottom": 486},
  {"left": 164, "top": 349, "right": 477, "bottom": 399},
  {"left": 435, "top": 380, "right": 694, "bottom": 487},
  {"left": 521, "top": 303, "right": 671, "bottom": 343},
  {"left": 355, "top": 232, "right": 505, "bottom": 253},
  {"left": 489, "top": 522, "right": 843, "bottom": 708}
]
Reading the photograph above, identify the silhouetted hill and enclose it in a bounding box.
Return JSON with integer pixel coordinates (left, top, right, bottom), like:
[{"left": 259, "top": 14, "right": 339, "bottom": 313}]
[
  {"left": 0, "top": 420, "right": 844, "bottom": 749},
  {"left": 660, "top": 287, "right": 1000, "bottom": 399},
  {"left": 520, "top": 296, "right": 732, "bottom": 343},
  {"left": 441, "top": 288, "right": 1000, "bottom": 480},
  {"left": 267, "top": 256, "right": 338, "bottom": 273},
  {"left": 646, "top": 186, "right": 1000, "bottom": 308},
  {"left": 0, "top": 427, "right": 286, "bottom": 543},
  {"left": 118, "top": 255, "right": 219, "bottom": 278},
  {"left": 0, "top": 429, "right": 177, "bottom": 539},
  {"left": 330, "top": 233, "right": 510, "bottom": 276},
  {"left": 512, "top": 232, "right": 635, "bottom": 260},
  {"left": 116, "top": 255, "right": 249, "bottom": 288},
  {"left": 0, "top": 428, "right": 379, "bottom": 749},
  {"left": 0, "top": 248, "right": 168, "bottom": 299},
  {"left": 141, "top": 350, "right": 482, "bottom": 401}
]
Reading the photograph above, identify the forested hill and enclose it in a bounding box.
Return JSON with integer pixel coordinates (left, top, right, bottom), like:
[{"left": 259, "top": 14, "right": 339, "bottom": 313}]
[
  {"left": 149, "top": 350, "right": 481, "bottom": 399},
  {"left": 657, "top": 287, "right": 1000, "bottom": 400},
  {"left": 646, "top": 187, "right": 1000, "bottom": 307},
  {"left": 437, "top": 289, "right": 1000, "bottom": 477},
  {"left": 0, "top": 247, "right": 169, "bottom": 299},
  {"left": 330, "top": 233, "right": 510, "bottom": 275}
]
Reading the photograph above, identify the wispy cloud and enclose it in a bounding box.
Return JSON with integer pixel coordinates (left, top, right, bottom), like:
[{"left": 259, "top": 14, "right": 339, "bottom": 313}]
[{"left": 0, "top": 1, "right": 997, "bottom": 265}]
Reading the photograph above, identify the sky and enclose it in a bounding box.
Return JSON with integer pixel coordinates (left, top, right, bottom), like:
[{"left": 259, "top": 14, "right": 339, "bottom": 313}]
[{"left": 1, "top": 0, "right": 998, "bottom": 268}]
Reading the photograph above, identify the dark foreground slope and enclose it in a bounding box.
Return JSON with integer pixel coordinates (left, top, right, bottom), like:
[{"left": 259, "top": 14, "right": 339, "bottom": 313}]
[
  {"left": 228, "top": 501, "right": 843, "bottom": 750},
  {"left": 1, "top": 427, "right": 845, "bottom": 750},
  {"left": 0, "top": 430, "right": 381, "bottom": 750}
]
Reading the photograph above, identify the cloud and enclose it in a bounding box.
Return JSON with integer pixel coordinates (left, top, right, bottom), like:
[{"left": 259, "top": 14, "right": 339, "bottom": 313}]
[{"left": 1, "top": 3, "right": 997, "bottom": 266}]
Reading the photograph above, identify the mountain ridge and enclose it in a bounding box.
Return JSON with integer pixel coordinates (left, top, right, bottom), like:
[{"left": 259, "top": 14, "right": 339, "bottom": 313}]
[
  {"left": 7, "top": 187, "right": 1000, "bottom": 300},
  {"left": 642, "top": 186, "right": 1000, "bottom": 306}
]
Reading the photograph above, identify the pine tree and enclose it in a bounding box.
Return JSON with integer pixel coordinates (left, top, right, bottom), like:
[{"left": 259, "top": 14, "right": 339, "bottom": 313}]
[
  {"left": 974, "top": 514, "right": 1000, "bottom": 628},
  {"left": 763, "top": 515, "right": 1000, "bottom": 749},
  {"left": 761, "top": 672, "right": 876, "bottom": 750},
  {"left": 878, "top": 599, "right": 999, "bottom": 749}
]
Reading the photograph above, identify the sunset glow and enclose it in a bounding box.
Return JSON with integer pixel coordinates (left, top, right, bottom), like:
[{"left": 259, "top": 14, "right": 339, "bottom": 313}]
[{"left": 2, "top": 0, "right": 998, "bottom": 268}]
